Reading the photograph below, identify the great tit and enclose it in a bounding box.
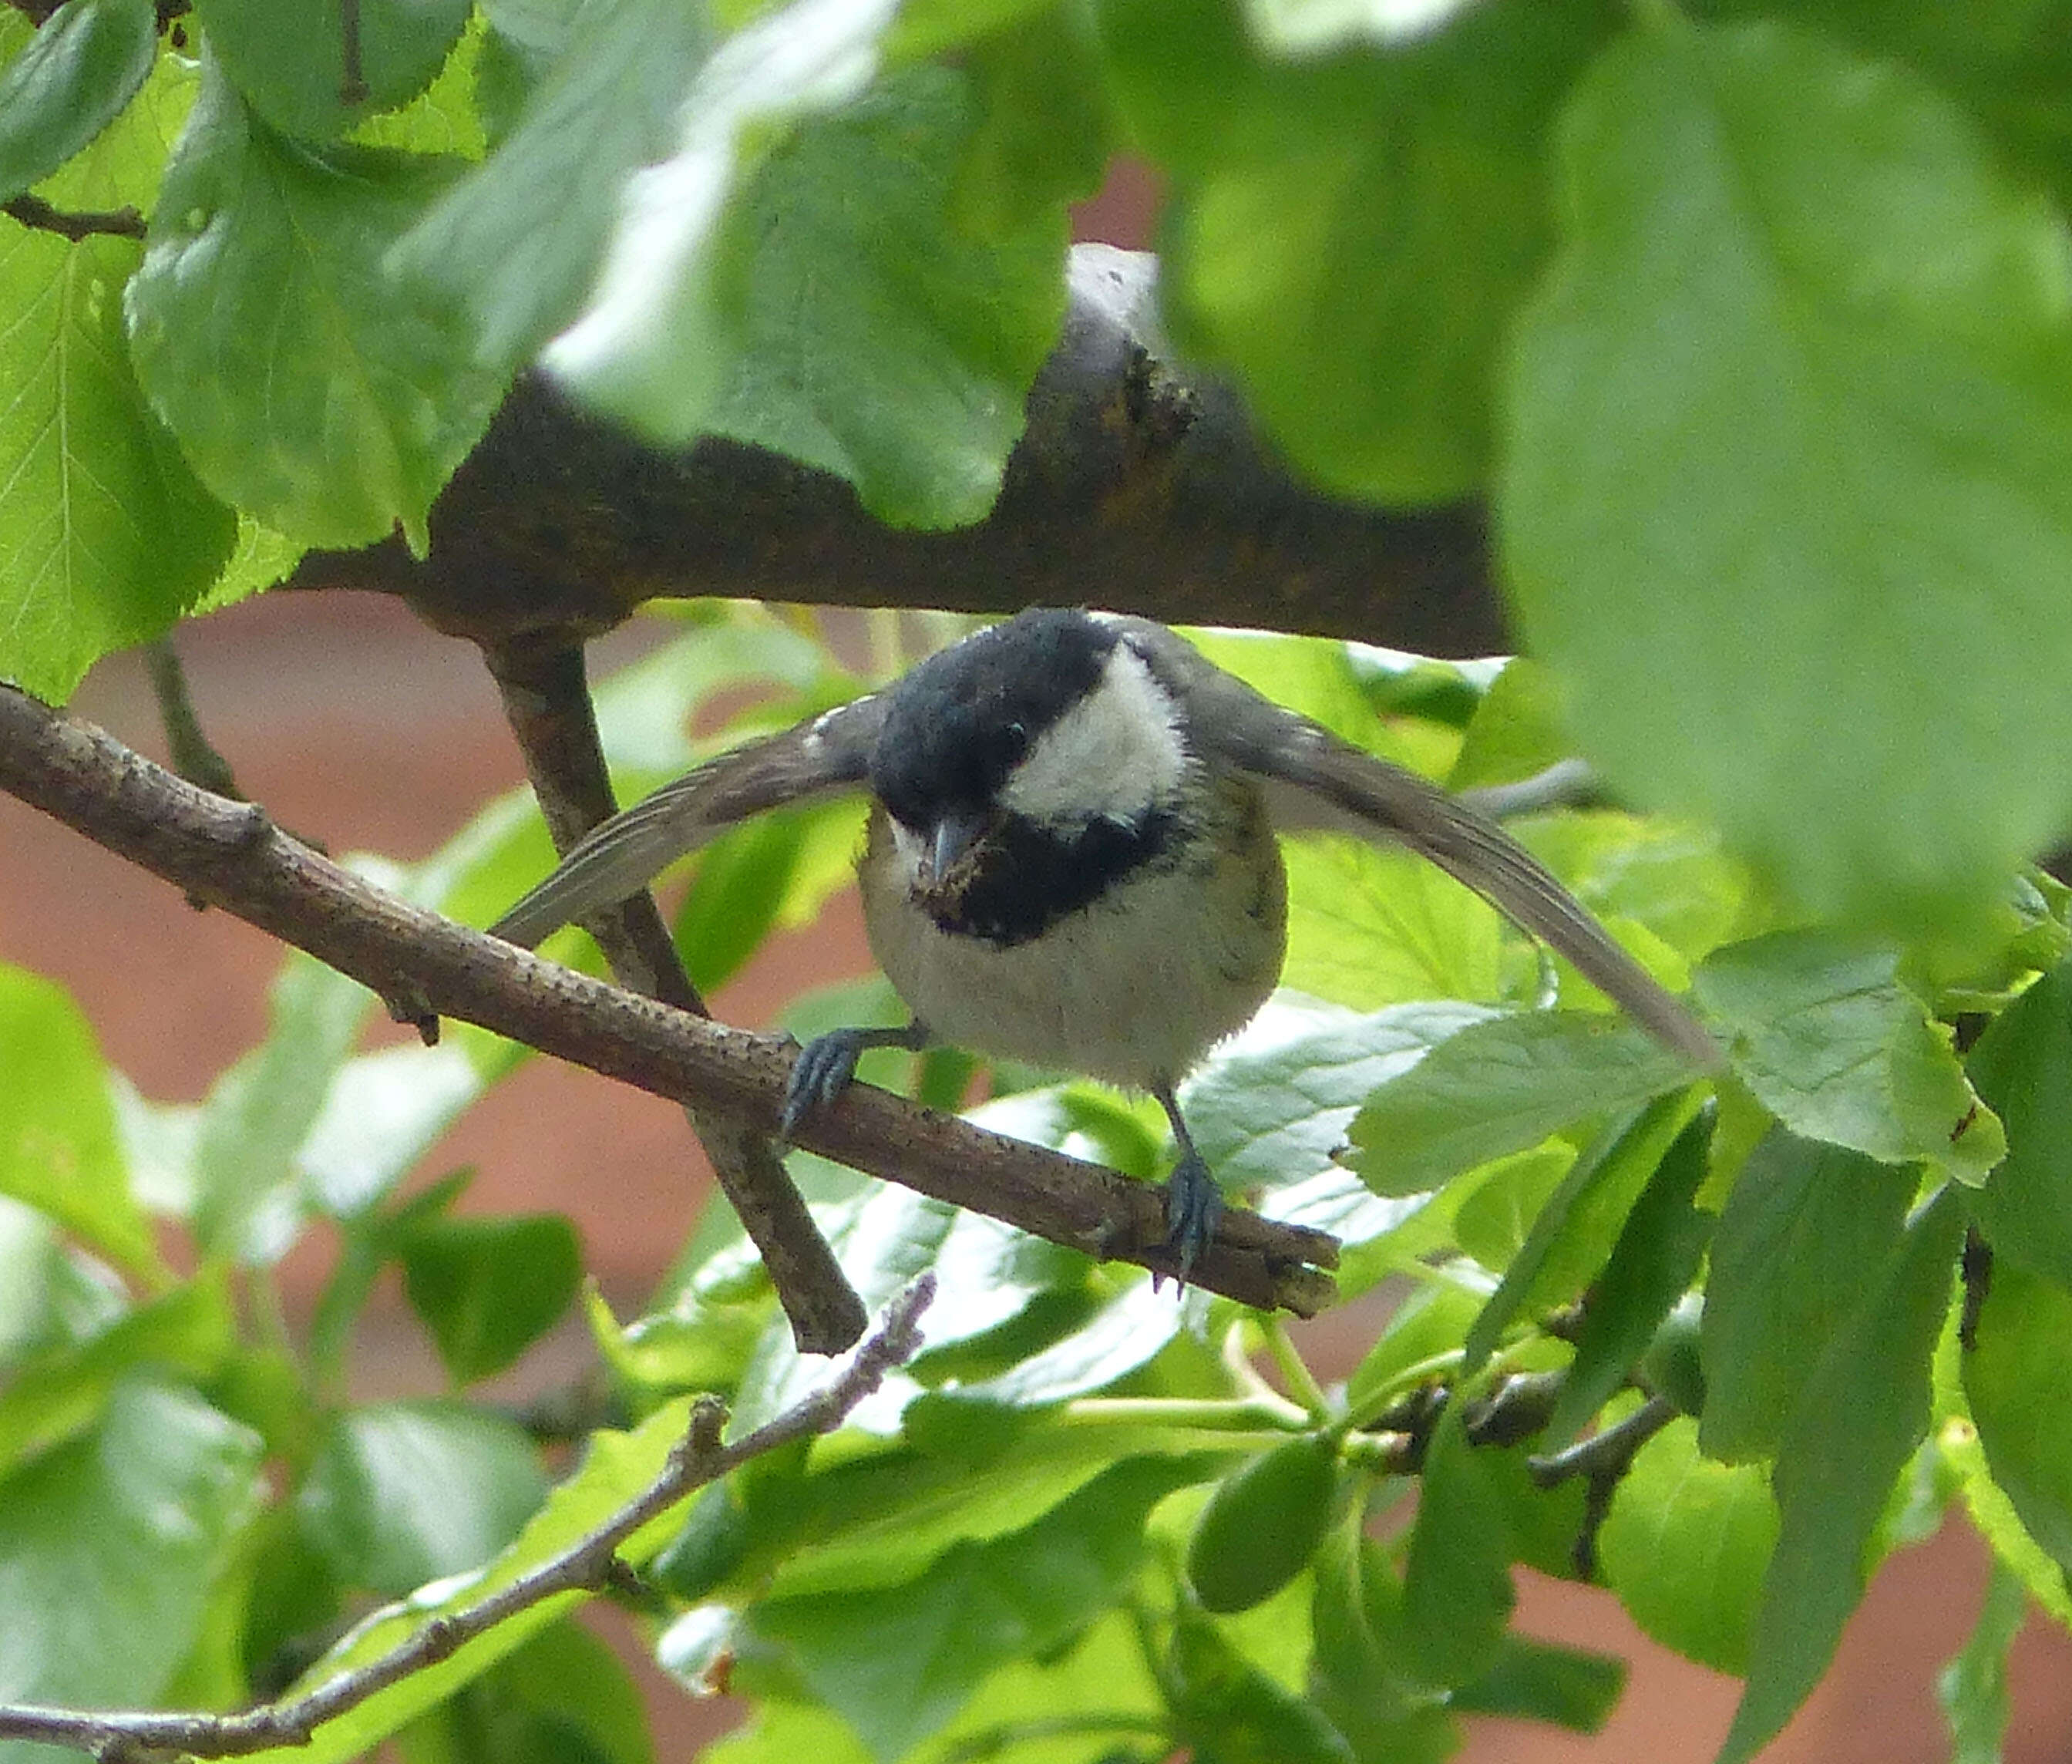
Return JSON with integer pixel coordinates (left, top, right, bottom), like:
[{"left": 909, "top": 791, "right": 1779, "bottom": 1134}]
[{"left": 492, "top": 609, "right": 1717, "bottom": 1275}]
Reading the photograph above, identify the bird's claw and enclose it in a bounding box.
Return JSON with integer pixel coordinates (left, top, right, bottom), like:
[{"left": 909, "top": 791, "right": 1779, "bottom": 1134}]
[
  {"left": 1161, "top": 1150, "right": 1224, "bottom": 1286},
  {"left": 779, "top": 1029, "right": 867, "bottom": 1140}
]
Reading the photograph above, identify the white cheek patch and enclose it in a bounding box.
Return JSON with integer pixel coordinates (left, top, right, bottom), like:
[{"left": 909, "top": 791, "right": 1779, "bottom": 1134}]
[{"left": 1001, "top": 645, "right": 1189, "bottom": 824}]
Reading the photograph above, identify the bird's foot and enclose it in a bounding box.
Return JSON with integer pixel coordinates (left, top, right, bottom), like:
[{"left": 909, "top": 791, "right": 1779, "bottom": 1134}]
[
  {"left": 1161, "top": 1150, "right": 1224, "bottom": 1286},
  {"left": 780, "top": 1029, "right": 870, "bottom": 1139}
]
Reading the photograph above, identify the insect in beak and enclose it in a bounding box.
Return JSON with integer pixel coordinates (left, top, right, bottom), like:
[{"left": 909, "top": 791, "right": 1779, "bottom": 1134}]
[{"left": 923, "top": 810, "right": 991, "bottom": 889}]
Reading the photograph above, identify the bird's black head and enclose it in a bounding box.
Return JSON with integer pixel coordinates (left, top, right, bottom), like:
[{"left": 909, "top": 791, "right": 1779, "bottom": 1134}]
[{"left": 868, "top": 609, "right": 1120, "bottom": 829}]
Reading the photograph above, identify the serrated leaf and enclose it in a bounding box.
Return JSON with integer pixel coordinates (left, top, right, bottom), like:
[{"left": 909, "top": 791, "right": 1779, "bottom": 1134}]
[
  {"left": 1966, "top": 959, "right": 2072, "bottom": 1288},
  {"left": 1720, "top": 1187, "right": 1962, "bottom": 1764},
  {"left": 1597, "top": 1416, "right": 1777, "bottom": 1676},
  {"left": 1503, "top": 19, "right": 2072, "bottom": 931},
  {"left": 551, "top": 61, "right": 1067, "bottom": 527},
  {"left": 0, "top": 229, "right": 235, "bottom": 700},
  {"left": 296, "top": 1399, "right": 548, "bottom": 1597},
  {"left": 400, "top": 1212, "right": 582, "bottom": 1385},
  {"left": 195, "top": 0, "right": 473, "bottom": 140},
  {"left": 0, "top": 1379, "right": 263, "bottom": 1722},
  {"left": 1695, "top": 930, "right": 2003, "bottom": 1184},
  {"left": 0, "top": 0, "right": 157, "bottom": 202},
  {"left": 1700, "top": 1129, "right": 1916, "bottom": 1463},
  {"left": 0, "top": 961, "right": 159, "bottom": 1276},
  {"left": 1349, "top": 1010, "right": 1689, "bottom": 1197},
  {"left": 127, "top": 62, "right": 503, "bottom": 550}
]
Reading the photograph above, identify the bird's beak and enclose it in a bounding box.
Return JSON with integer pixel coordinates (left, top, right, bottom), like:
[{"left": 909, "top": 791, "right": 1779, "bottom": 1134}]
[{"left": 924, "top": 810, "right": 991, "bottom": 887}]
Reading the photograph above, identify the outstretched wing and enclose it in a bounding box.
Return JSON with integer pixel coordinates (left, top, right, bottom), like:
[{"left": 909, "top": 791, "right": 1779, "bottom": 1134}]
[
  {"left": 489, "top": 694, "right": 888, "bottom": 949},
  {"left": 1111, "top": 618, "right": 1721, "bottom": 1071}
]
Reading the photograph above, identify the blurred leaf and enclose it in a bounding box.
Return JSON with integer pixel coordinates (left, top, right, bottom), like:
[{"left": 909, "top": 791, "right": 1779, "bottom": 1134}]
[
  {"left": 1967, "top": 960, "right": 2072, "bottom": 1288},
  {"left": 1700, "top": 1129, "right": 1916, "bottom": 1463},
  {"left": 1597, "top": 1416, "right": 1777, "bottom": 1676},
  {"left": 755, "top": 1457, "right": 1197, "bottom": 1760},
  {"left": 1348, "top": 1012, "right": 1690, "bottom": 1197},
  {"left": 191, "top": 951, "right": 374, "bottom": 1263},
  {"left": 297, "top": 1399, "right": 548, "bottom": 1597},
  {"left": 1102, "top": 0, "right": 1608, "bottom": 503},
  {"left": 1401, "top": 1405, "right": 1512, "bottom": 1686},
  {"left": 1695, "top": 930, "right": 2003, "bottom": 1184},
  {"left": 239, "top": 1396, "right": 699, "bottom": 1764},
  {"left": 1502, "top": 19, "right": 2072, "bottom": 932},
  {"left": 950, "top": 2, "right": 1111, "bottom": 237},
  {"left": 1964, "top": 1262, "right": 2072, "bottom": 1577},
  {"left": 299, "top": 1042, "right": 487, "bottom": 1220},
  {"left": 0, "top": 1266, "right": 235, "bottom": 1480},
  {"left": 400, "top": 1212, "right": 583, "bottom": 1385},
  {"left": 1543, "top": 1109, "right": 1712, "bottom": 1447},
  {"left": 1344, "top": 1276, "right": 1483, "bottom": 1423},
  {"left": 397, "top": 1618, "right": 654, "bottom": 1764},
  {"left": 195, "top": 0, "right": 472, "bottom": 139},
  {"left": 954, "top": 1274, "right": 1182, "bottom": 1407},
  {"left": 1451, "top": 1143, "right": 1572, "bottom": 1273},
  {"left": 1720, "top": 1187, "right": 1963, "bottom": 1764},
  {"left": 129, "top": 63, "right": 503, "bottom": 550},
  {"left": 552, "top": 62, "right": 1067, "bottom": 527},
  {"left": 0, "top": 0, "right": 156, "bottom": 201},
  {"left": 1938, "top": 1558, "right": 2027, "bottom": 1764},
  {"left": 1451, "top": 1634, "right": 1624, "bottom": 1732},
  {"left": 1308, "top": 1524, "right": 1458, "bottom": 1762},
  {"left": 1283, "top": 839, "right": 1505, "bottom": 1012},
  {"left": 0, "top": 961, "right": 159, "bottom": 1276},
  {"left": 1166, "top": 1607, "right": 1356, "bottom": 1764},
  {"left": 0, "top": 1379, "right": 262, "bottom": 1721},
  {"left": 0, "top": 228, "right": 235, "bottom": 702}
]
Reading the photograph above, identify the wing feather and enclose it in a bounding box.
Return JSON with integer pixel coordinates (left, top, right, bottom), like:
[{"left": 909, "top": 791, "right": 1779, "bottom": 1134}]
[{"left": 489, "top": 695, "right": 885, "bottom": 949}]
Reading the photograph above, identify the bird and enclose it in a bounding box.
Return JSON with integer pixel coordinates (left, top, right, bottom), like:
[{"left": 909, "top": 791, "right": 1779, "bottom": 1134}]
[{"left": 490, "top": 608, "right": 1719, "bottom": 1278}]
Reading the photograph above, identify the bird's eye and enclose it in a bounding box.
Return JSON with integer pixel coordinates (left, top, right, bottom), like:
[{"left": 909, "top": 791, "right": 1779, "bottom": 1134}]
[{"left": 1004, "top": 720, "right": 1028, "bottom": 756}]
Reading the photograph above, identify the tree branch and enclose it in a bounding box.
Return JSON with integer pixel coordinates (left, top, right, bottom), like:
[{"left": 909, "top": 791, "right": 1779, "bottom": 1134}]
[
  {"left": 484, "top": 632, "right": 867, "bottom": 1354},
  {"left": 288, "top": 248, "right": 1505, "bottom": 659},
  {"left": 0, "top": 1277, "right": 937, "bottom": 1762},
  {"left": 3, "top": 194, "right": 147, "bottom": 241},
  {"left": 0, "top": 683, "right": 1338, "bottom": 1312}
]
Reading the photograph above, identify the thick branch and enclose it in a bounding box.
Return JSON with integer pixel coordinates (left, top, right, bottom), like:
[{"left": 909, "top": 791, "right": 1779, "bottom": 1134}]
[
  {"left": 0, "top": 684, "right": 1337, "bottom": 1312},
  {"left": 485, "top": 633, "right": 867, "bottom": 1354},
  {"left": 288, "top": 249, "right": 1505, "bottom": 658},
  {"left": 0, "top": 1278, "right": 935, "bottom": 1762}
]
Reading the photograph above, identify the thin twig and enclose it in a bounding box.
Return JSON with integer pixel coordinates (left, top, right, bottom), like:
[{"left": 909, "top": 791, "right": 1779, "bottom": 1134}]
[
  {"left": 485, "top": 635, "right": 866, "bottom": 1354},
  {"left": 0, "top": 1278, "right": 936, "bottom": 1761},
  {"left": 143, "top": 641, "right": 242, "bottom": 800},
  {"left": 0, "top": 683, "right": 1338, "bottom": 1311},
  {"left": 3, "top": 195, "right": 146, "bottom": 241}
]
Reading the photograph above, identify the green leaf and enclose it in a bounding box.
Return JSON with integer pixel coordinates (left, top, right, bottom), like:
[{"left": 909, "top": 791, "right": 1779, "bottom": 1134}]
[
  {"left": 1694, "top": 930, "right": 2003, "bottom": 1184},
  {"left": 0, "top": 961, "right": 159, "bottom": 1276},
  {"left": 1166, "top": 1607, "right": 1357, "bottom": 1764},
  {"left": 397, "top": 1619, "right": 654, "bottom": 1764},
  {"left": 1401, "top": 1405, "right": 1513, "bottom": 1687},
  {"left": 1460, "top": 1092, "right": 1695, "bottom": 1376},
  {"left": 128, "top": 63, "right": 503, "bottom": 550},
  {"left": 950, "top": 2, "right": 1112, "bottom": 238},
  {"left": 1938, "top": 1558, "right": 2027, "bottom": 1764},
  {"left": 1543, "top": 1109, "right": 1712, "bottom": 1447},
  {"left": 0, "top": 229, "right": 236, "bottom": 701},
  {"left": 1283, "top": 837, "right": 1505, "bottom": 1012},
  {"left": 299, "top": 1041, "right": 488, "bottom": 1219},
  {"left": 1502, "top": 18, "right": 2072, "bottom": 931},
  {"left": 550, "top": 63, "right": 1067, "bottom": 527},
  {"left": 0, "top": 0, "right": 157, "bottom": 202},
  {"left": 1347, "top": 1011, "right": 1690, "bottom": 1197},
  {"left": 400, "top": 1212, "right": 583, "bottom": 1385},
  {"left": 953, "top": 1272, "right": 1183, "bottom": 1406},
  {"left": 1451, "top": 1634, "right": 1625, "bottom": 1733},
  {"left": 1596, "top": 1416, "right": 1778, "bottom": 1676},
  {"left": 0, "top": 1379, "right": 262, "bottom": 1721},
  {"left": 0, "top": 1267, "right": 236, "bottom": 1480},
  {"left": 191, "top": 951, "right": 375, "bottom": 1261},
  {"left": 1308, "top": 1524, "right": 1458, "bottom": 1762},
  {"left": 1720, "top": 1186, "right": 1963, "bottom": 1764},
  {"left": 195, "top": 0, "right": 473, "bottom": 140},
  {"left": 755, "top": 1457, "right": 1198, "bottom": 1761},
  {"left": 1344, "top": 1274, "right": 1483, "bottom": 1424},
  {"left": 1963, "top": 1261, "right": 2072, "bottom": 1576},
  {"left": 240, "top": 1396, "right": 699, "bottom": 1764},
  {"left": 296, "top": 1399, "right": 548, "bottom": 1597},
  {"left": 1102, "top": 0, "right": 1606, "bottom": 503},
  {"left": 1967, "top": 959, "right": 2072, "bottom": 1288},
  {"left": 1700, "top": 1129, "right": 1916, "bottom": 1463}
]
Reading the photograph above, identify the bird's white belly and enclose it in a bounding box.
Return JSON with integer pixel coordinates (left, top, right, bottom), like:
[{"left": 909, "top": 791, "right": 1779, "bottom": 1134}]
[{"left": 861, "top": 815, "right": 1285, "bottom": 1091}]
